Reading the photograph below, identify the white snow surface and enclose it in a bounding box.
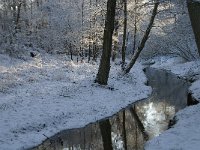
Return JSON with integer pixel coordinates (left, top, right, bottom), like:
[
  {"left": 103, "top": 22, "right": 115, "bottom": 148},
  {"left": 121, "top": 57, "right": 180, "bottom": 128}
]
[
  {"left": 0, "top": 54, "right": 151, "bottom": 150},
  {"left": 146, "top": 55, "right": 200, "bottom": 150},
  {"left": 189, "top": 80, "right": 200, "bottom": 102},
  {"left": 151, "top": 55, "right": 200, "bottom": 78}
]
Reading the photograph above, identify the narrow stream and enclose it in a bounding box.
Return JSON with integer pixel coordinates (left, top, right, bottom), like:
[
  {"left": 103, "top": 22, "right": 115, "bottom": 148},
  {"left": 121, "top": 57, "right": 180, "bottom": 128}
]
[
  {"left": 31, "top": 67, "right": 190, "bottom": 150},
  {"left": 136, "top": 67, "right": 189, "bottom": 140}
]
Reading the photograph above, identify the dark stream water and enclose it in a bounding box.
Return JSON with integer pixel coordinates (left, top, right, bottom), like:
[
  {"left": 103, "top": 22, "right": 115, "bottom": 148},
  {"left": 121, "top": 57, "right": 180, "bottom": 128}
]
[{"left": 31, "top": 68, "right": 190, "bottom": 150}]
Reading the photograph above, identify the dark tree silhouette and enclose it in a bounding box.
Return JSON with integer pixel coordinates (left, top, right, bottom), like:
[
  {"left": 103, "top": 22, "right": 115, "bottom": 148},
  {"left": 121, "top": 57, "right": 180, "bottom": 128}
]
[
  {"left": 187, "top": 0, "right": 200, "bottom": 56},
  {"left": 121, "top": 0, "right": 127, "bottom": 69},
  {"left": 95, "top": 0, "right": 117, "bottom": 85}
]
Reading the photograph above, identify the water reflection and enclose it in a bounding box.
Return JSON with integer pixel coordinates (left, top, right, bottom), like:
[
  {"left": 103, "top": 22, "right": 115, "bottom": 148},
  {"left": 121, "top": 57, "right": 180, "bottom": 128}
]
[
  {"left": 136, "top": 101, "right": 175, "bottom": 139},
  {"left": 32, "top": 107, "right": 146, "bottom": 150},
  {"left": 136, "top": 68, "right": 189, "bottom": 139},
  {"left": 31, "top": 68, "right": 189, "bottom": 150}
]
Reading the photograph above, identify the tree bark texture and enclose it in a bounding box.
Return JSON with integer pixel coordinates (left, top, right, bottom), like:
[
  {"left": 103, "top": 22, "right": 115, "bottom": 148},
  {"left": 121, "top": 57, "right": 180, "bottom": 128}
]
[
  {"left": 121, "top": 0, "right": 127, "bottom": 68},
  {"left": 95, "top": 0, "right": 117, "bottom": 85},
  {"left": 187, "top": 0, "right": 200, "bottom": 56}
]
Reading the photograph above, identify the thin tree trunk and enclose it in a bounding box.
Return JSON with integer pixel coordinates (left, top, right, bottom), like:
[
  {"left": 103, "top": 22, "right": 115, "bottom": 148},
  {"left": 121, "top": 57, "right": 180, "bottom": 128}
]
[
  {"left": 112, "top": 1, "right": 120, "bottom": 62},
  {"left": 95, "top": 0, "right": 117, "bottom": 85},
  {"left": 133, "top": 0, "right": 137, "bottom": 54},
  {"left": 121, "top": 0, "right": 127, "bottom": 69},
  {"left": 187, "top": 0, "right": 200, "bottom": 56},
  {"left": 88, "top": 0, "right": 92, "bottom": 62},
  {"left": 70, "top": 43, "right": 73, "bottom": 60},
  {"left": 88, "top": 44, "right": 91, "bottom": 62},
  {"left": 112, "top": 20, "right": 119, "bottom": 62},
  {"left": 92, "top": 44, "right": 97, "bottom": 61},
  {"left": 81, "top": 0, "right": 84, "bottom": 60},
  {"left": 15, "top": 2, "right": 22, "bottom": 32},
  {"left": 123, "top": 1, "right": 159, "bottom": 74},
  {"left": 92, "top": 0, "right": 98, "bottom": 61}
]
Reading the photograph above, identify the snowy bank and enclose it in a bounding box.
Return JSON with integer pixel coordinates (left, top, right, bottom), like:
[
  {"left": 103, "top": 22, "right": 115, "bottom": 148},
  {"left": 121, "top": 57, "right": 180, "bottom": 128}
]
[
  {"left": 0, "top": 54, "right": 151, "bottom": 150},
  {"left": 145, "top": 56, "right": 200, "bottom": 150},
  {"left": 151, "top": 56, "right": 200, "bottom": 101},
  {"left": 189, "top": 80, "right": 200, "bottom": 102}
]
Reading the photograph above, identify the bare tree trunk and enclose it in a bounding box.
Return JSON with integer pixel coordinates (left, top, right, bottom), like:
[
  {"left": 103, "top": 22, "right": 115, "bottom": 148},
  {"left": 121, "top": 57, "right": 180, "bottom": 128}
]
[
  {"left": 112, "top": 1, "right": 121, "bottom": 62},
  {"left": 92, "top": 0, "right": 98, "bottom": 61},
  {"left": 92, "top": 44, "right": 98, "bottom": 61},
  {"left": 70, "top": 43, "right": 73, "bottom": 61},
  {"left": 81, "top": 0, "right": 84, "bottom": 60},
  {"left": 88, "top": 44, "right": 91, "bottom": 62},
  {"left": 187, "top": 0, "right": 200, "bottom": 56},
  {"left": 123, "top": 1, "right": 159, "bottom": 74},
  {"left": 133, "top": 0, "right": 137, "bottom": 54},
  {"left": 95, "top": 0, "right": 117, "bottom": 85},
  {"left": 112, "top": 19, "right": 119, "bottom": 62},
  {"left": 121, "top": 0, "right": 127, "bottom": 69},
  {"left": 15, "top": 2, "right": 22, "bottom": 32},
  {"left": 88, "top": 0, "right": 92, "bottom": 62}
]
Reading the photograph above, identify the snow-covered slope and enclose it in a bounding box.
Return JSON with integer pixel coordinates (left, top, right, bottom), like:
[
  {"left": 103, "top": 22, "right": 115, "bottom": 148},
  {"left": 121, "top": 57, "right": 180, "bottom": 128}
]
[{"left": 0, "top": 54, "right": 151, "bottom": 150}]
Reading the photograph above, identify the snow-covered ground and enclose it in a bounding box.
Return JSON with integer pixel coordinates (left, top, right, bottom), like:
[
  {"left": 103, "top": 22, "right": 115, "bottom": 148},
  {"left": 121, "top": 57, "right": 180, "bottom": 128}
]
[
  {"left": 0, "top": 53, "right": 151, "bottom": 150},
  {"left": 1, "top": 53, "right": 200, "bottom": 150},
  {"left": 145, "top": 56, "right": 200, "bottom": 150}
]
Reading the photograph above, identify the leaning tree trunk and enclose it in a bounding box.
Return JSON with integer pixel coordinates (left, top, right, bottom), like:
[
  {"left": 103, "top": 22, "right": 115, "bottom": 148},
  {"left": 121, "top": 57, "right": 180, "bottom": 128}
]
[
  {"left": 95, "top": 0, "right": 117, "bottom": 85},
  {"left": 123, "top": 0, "right": 159, "bottom": 75},
  {"left": 187, "top": 0, "right": 200, "bottom": 56}
]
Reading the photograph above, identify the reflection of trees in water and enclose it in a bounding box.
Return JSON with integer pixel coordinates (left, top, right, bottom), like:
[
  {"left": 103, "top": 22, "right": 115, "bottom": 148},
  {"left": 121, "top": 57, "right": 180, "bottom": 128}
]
[
  {"left": 31, "top": 101, "right": 176, "bottom": 150},
  {"left": 135, "top": 100, "right": 175, "bottom": 139},
  {"left": 32, "top": 107, "right": 147, "bottom": 150},
  {"left": 110, "top": 108, "right": 146, "bottom": 150},
  {"left": 30, "top": 68, "right": 189, "bottom": 150},
  {"left": 32, "top": 72, "right": 188, "bottom": 149},
  {"left": 99, "top": 119, "right": 113, "bottom": 150}
]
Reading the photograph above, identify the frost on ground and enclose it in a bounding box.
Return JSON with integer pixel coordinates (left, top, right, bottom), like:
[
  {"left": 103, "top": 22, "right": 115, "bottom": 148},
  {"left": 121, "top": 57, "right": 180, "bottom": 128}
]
[
  {"left": 0, "top": 54, "right": 151, "bottom": 150},
  {"left": 145, "top": 55, "right": 200, "bottom": 150}
]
